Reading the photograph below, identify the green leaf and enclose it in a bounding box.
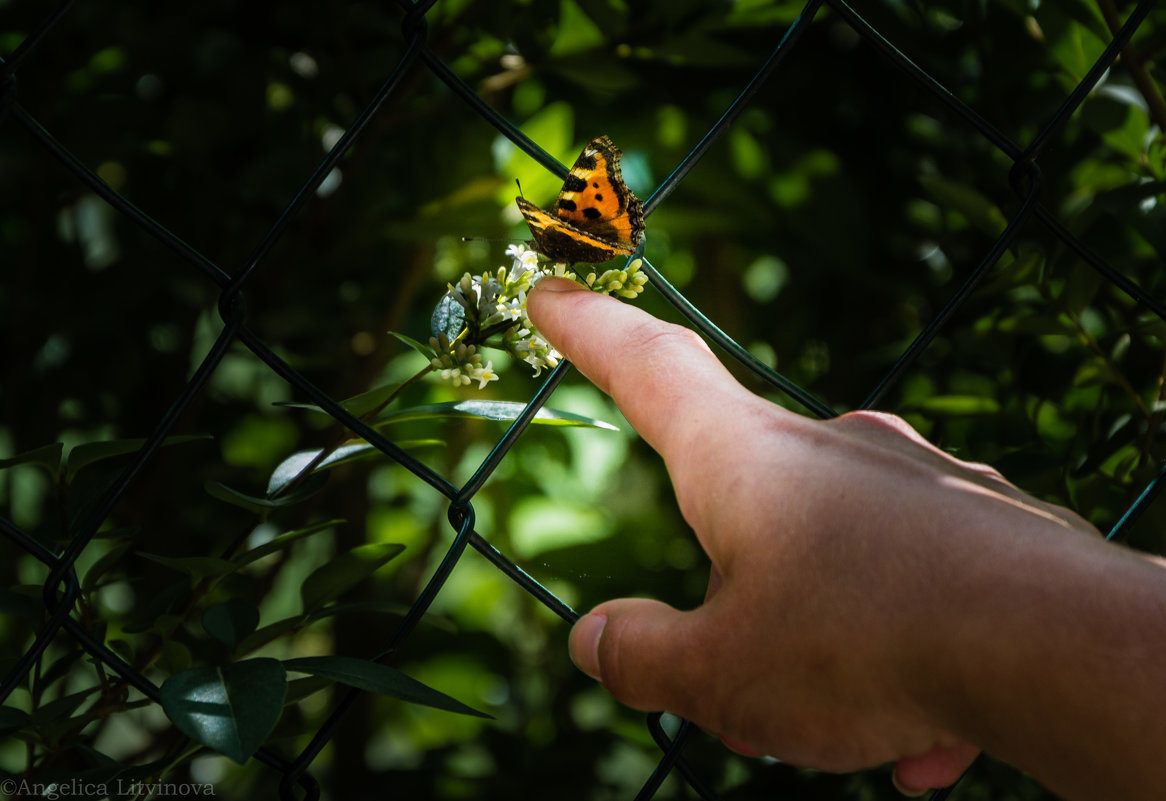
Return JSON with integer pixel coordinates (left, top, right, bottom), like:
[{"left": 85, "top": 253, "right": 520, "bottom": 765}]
[
  {"left": 29, "top": 685, "right": 101, "bottom": 729},
  {"left": 430, "top": 292, "right": 468, "bottom": 342},
  {"left": 917, "top": 174, "right": 1008, "bottom": 237},
  {"left": 902, "top": 395, "right": 1001, "bottom": 416},
  {"left": 159, "top": 658, "right": 287, "bottom": 764},
  {"left": 0, "top": 705, "right": 33, "bottom": 737},
  {"left": 233, "top": 519, "right": 343, "bottom": 566},
  {"left": 80, "top": 541, "right": 133, "bottom": 592},
  {"left": 283, "top": 656, "right": 489, "bottom": 718},
  {"left": 266, "top": 444, "right": 384, "bottom": 497},
  {"left": 390, "top": 331, "right": 436, "bottom": 359},
  {"left": 300, "top": 542, "right": 406, "bottom": 615},
  {"left": 139, "top": 552, "right": 237, "bottom": 581},
  {"left": 265, "top": 440, "right": 442, "bottom": 497},
  {"left": 275, "top": 381, "right": 405, "bottom": 418},
  {"left": 376, "top": 400, "right": 618, "bottom": 430},
  {"left": 548, "top": 0, "right": 606, "bottom": 56},
  {"left": 0, "top": 442, "right": 63, "bottom": 477},
  {"left": 203, "top": 599, "right": 261, "bottom": 649},
  {"left": 205, "top": 473, "right": 327, "bottom": 512},
  {"left": 65, "top": 434, "right": 211, "bottom": 483},
  {"left": 235, "top": 615, "right": 305, "bottom": 655}
]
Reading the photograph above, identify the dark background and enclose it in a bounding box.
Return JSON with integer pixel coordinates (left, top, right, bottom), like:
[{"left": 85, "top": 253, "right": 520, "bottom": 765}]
[{"left": 2, "top": 1, "right": 1165, "bottom": 798}]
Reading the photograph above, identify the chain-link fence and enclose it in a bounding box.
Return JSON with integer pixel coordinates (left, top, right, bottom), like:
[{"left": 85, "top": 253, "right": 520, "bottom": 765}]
[{"left": 3, "top": 1, "right": 1165, "bottom": 799}]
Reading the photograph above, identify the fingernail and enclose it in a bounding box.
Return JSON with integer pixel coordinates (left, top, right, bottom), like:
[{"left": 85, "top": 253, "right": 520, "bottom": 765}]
[
  {"left": 536, "top": 276, "right": 584, "bottom": 293},
  {"left": 891, "top": 770, "right": 929, "bottom": 798},
  {"left": 569, "top": 613, "right": 606, "bottom": 680}
]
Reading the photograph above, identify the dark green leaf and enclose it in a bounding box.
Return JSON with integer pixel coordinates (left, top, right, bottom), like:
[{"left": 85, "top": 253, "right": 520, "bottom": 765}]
[
  {"left": 0, "top": 705, "right": 33, "bottom": 737},
  {"left": 276, "top": 381, "right": 406, "bottom": 418},
  {"left": 29, "top": 685, "right": 101, "bottom": 728},
  {"left": 203, "top": 599, "right": 261, "bottom": 648},
  {"left": 81, "top": 541, "right": 133, "bottom": 592},
  {"left": 205, "top": 473, "right": 327, "bottom": 512},
  {"left": 138, "top": 552, "right": 236, "bottom": 580},
  {"left": 159, "top": 658, "right": 287, "bottom": 764},
  {"left": 917, "top": 174, "right": 1007, "bottom": 237},
  {"left": 233, "top": 519, "right": 343, "bottom": 566},
  {"left": 235, "top": 615, "right": 305, "bottom": 655},
  {"left": 66, "top": 434, "right": 211, "bottom": 482},
  {"left": 0, "top": 442, "right": 63, "bottom": 477},
  {"left": 300, "top": 542, "right": 406, "bottom": 615},
  {"left": 283, "top": 655, "right": 489, "bottom": 718}
]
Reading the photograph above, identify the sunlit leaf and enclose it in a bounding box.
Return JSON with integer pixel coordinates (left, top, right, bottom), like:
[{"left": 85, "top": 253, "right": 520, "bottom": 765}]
[
  {"left": 283, "top": 655, "right": 490, "bottom": 718},
  {"left": 390, "top": 331, "right": 436, "bottom": 359},
  {"left": 375, "top": 400, "right": 618, "bottom": 430},
  {"left": 430, "top": 292, "right": 467, "bottom": 342},
  {"left": 159, "top": 658, "right": 287, "bottom": 764},
  {"left": 265, "top": 440, "right": 442, "bottom": 497}
]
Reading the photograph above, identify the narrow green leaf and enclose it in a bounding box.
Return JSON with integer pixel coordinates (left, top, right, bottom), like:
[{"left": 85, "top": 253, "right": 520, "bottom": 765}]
[
  {"left": 66, "top": 434, "right": 211, "bottom": 482},
  {"left": 917, "top": 174, "right": 1008, "bottom": 237},
  {"left": 0, "top": 705, "right": 32, "bottom": 737},
  {"left": 300, "top": 542, "right": 406, "bottom": 615},
  {"left": 266, "top": 444, "right": 380, "bottom": 497},
  {"left": 274, "top": 381, "right": 404, "bottom": 417},
  {"left": 233, "top": 519, "right": 343, "bottom": 566},
  {"left": 266, "top": 440, "right": 442, "bottom": 497},
  {"left": 0, "top": 442, "right": 63, "bottom": 477},
  {"left": 203, "top": 599, "right": 261, "bottom": 649},
  {"left": 283, "top": 656, "right": 490, "bottom": 718},
  {"left": 205, "top": 473, "right": 326, "bottom": 512},
  {"left": 139, "top": 552, "right": 236, "bottom": 581},
  {"left": 235, "top": 615, "right": 305, "bottom": 656},
  {"left": 376, "top": 400, "right": 618, "bottom": 430},
  {"left": 390, "top": 331, "right": 437, "bottom": 358},
  {"left": 159, "top": 658, "right": 287, "bottom": 764},
  {"left": 29, "top": 686, "right": 101, "bottom": 728}
]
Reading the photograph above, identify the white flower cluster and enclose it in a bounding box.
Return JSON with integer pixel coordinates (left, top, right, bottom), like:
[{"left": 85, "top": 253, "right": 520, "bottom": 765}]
[
  {"left": 429, "top": 244, "right": 647, "bottom": 389},
  {"left": 428, "top": 335, "right": 499, "bottom": 389}
]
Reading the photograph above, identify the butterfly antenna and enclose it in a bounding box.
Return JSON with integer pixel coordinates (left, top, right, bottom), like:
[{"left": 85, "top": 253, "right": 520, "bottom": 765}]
[{"left": 515, "top": 178, "right": 524, "bottom": 199}]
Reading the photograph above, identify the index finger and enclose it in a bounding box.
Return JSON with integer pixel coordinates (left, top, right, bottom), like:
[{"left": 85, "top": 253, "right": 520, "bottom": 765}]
[{"left": 526, "top": 278, "right": 768, "bottom": 465}]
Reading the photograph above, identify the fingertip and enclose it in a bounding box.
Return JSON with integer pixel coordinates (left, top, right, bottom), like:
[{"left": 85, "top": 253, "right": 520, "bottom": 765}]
[{"left": 569, "top": 612, "right": 607, "bottom": 681}]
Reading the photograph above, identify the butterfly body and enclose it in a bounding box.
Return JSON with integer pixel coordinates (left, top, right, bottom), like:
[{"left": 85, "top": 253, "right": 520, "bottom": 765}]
[{"left": 516, "top": 135, "right": 644, "bottom": 264}]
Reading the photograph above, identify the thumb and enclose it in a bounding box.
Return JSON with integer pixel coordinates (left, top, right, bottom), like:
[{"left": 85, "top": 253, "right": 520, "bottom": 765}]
[{"left": 569, "top": 599, "right": 712, "bottom": 716}]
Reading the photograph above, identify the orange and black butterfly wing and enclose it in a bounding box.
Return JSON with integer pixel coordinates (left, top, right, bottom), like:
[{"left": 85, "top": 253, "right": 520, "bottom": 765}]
[
  {"left": 554, "top": 135, "right": 644, "bottom": 252},
  {"left": 515, "top": 136, "right": 645, "bottom": 264},
  {"left": 516, "top": 197, "right": 632, "bottom": 264}
]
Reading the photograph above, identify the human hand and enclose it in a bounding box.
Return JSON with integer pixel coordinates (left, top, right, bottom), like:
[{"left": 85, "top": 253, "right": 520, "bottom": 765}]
[{"left": 527, "top": 277, "right": 1109, "bottom": 796}]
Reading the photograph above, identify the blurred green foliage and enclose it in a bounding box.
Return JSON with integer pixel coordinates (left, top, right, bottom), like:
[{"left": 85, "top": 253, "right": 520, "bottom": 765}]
[{"left": 2, "top": 0, "right": 1165, "bottom": 799}]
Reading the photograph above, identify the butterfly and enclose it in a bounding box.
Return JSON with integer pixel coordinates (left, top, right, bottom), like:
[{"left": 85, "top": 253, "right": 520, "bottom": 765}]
[{"left": 515, "top": 135, "right": 645, "bottom": 264}]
